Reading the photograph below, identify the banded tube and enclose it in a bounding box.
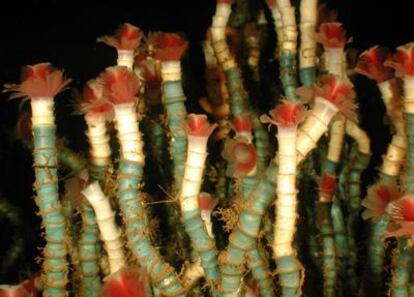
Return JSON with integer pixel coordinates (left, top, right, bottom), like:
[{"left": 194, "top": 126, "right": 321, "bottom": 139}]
[
  {"left": 299, "top": 0, "right": 318, "bottom": 86},
  {"left": 101, "top": 66, "right": 185, "bottom": 296},
  {"left": 317, "top": 115, "right": 345, "bottom": 297},
  {"left": 78, "top": 78, "right": 114, "bottom": 295},
  {"left": 82, "top": 182, "right": 126, "bottom": 274},
  {"left": 267, "top": 0, "right": 299, "bottom": 101},
  {"left": 211, "top": 0, "right": 250, "bottom": 116},
  {"left": 385, "top": 43, "right": 414, "bottom": 297},
  {"left": 344, "top": 120, "right": 371, "bottom": 293},
  {"left": 296, "top": 75, "right": 357, "bottom": 164},
  {"left": 268, "top": 102, "right": 305, "bottom": 297},
  {"left": 356, "top": 46, "right": 405, "bottom": 294},
  {"left": 179, "top": 114, "right": 221, "bottom": 294},
  {"left": 4, "top": 63, "right": 71, "bottom": 297}
]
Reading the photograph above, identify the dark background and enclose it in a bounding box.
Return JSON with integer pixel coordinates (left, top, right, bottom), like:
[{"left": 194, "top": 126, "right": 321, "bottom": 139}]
[{"left": 0, "top": 0, "right": 412, "bottom": 283}]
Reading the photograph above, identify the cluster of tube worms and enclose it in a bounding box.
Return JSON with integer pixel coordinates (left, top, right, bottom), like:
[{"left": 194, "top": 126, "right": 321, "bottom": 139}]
[{"left": 1, "top": 0, "right": 414, "bottom": 297}]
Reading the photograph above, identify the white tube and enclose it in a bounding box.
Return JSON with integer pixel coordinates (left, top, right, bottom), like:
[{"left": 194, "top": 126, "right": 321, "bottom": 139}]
[
  {"left": 31, "top": 97, "right": 55, "bottom": 126},
  {"left": 82, "top": 182, "right": 126, "bottom": 274}
]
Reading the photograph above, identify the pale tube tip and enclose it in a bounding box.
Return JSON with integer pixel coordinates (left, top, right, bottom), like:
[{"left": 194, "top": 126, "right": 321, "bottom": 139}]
[{"left": 82, "top": 181, "right": 105, "bottom": 205}]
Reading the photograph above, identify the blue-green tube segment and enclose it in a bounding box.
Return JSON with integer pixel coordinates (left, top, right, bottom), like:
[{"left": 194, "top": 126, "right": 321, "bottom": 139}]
[
  {"left": 162, "top": 80, "right": 188, "bottom": 190},
  {"left": 78, "top": 202, "right": 101, "bottom": 297},
  {"left": 367, "top": 215, "right": 390, "bottom": 295},
  {"left": 299, "top": 67, "right": 316, "bottom": 87},
  {"left": 319, "top": 159, "right": 340, "bottom": 297},
  {"left": 404, "top": 113, "right": 414, "bottom": 193},
  {"left": 391, "top": 239, "right": 411, "bottom": 297},
  {"left": 33, "top": 125, "right": 68, "bottom": 297},
  {"left": 331, "top": 198, "right": 349, "bottom": 287},
  {"left": 363, "top": 169, "right": 397, "bottom": 295},
  {"left": 252, "top": 115, "right": 270, "bottom": 172},
  {"left": 280, "top": 52, "right": 298, "bottom": 102},
  {"left": 220, "top": 163, "right": 277, "bottom": 294},
  {"left": 181, "top": 208, "right": 221, "bottom": 293},
  {"left": 346, "top": 148, "right": 371, "bottom": 293},
  {"left": 240, "top": 175, "right": 275, "bottom": 297},
  {"left": 117, "top": 159, "right": 186, "bottom": 296},
  {"left": 223, "top": 68, "right": 249, "bottom": 117}
]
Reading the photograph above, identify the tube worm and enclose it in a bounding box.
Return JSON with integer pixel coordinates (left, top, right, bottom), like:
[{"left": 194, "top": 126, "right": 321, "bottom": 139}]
[
  {"left": 211, "top": 0, "right": 251, "bottom": 117},
  {"left": 149, "top": 32, "right": 193, "bottom": 262},
  {"left": 211, "top": 0, "right": 236, "bottom": 71},
  {"left": 135, "top": 56, "right": 170, "bottom": 182},
  {"left": 178, "top": 114, "right": 222, "bottom": 293},
  {"left": 330, "top": 197, "right": 349, "bottom": 291},
  {"left": 252, "top": 115, "right": 271, "bottom": 171},
  {"left": 386, "top": 43, "right": 414, "bottom": 192},
  {"left": 245, "top": 248, "right": 274, "bottom": 297},
  {"left": 361, "top": 183, "right": 400, "bottom": 294},
  {"left": 384, "top": 195, "right": 414, "bottom": 297},
  {"left": 97, "top": 23, "right": 142, "bottom": 69},
  {"left": 355, "top": 45, "right": 405, "bottom": 294},
  {"left": 299, "top": 0, "right": 318, "bottom": 86},
  {"left": 317, "top": 173, "right": 338, "bottom": 297},
  {"left": 344, "top": 120, "right": 371, "bottom": 293},
  {"left": 238, "top": 175, "right": 275, "bottom": 297},
  {"left": 356, "top": 46, "right": 405, "bottom": 137},
  {"left": 263, "top": 102, "right": 305, "bottom": 297},
  {"left": 80, "top": 78, "right": 114, "bottom": 182},
  {"left": 269, "top": 0, "right": 299, "bottom": 101},
  {"left": 222, "top": 135, "right": 257, "bottom": 178},
  {"left": 232, "top": 114, "right": 269, "bottom": 174},
  {"left": 78, "top": 78, "right": 115, "bottom": 295},
  {"left": 82, "top": 182, "right": 126, "bottom": 274},
  {"left": 150, "top": 32, "right": 188, "bottom": 190},
  {"left": 101, "top": 66, "right": 185, "bottom": 296},
  {"left": 199, "top": 193, "right": 219, "bottom": 239},
  {"left": 385, "top": 42, "right": 414, "bottom": 297},
  {"left": 315, "top": 23, "right": 350, "bottom": 78},
  {"left": 4, "top": 63, "right": 71, "bottom": 297},
  {"left": 296, "top": 74, "right": 357, "bottom": 164},
  {"left": 100, "top": 267, "right": 148, "bottom": 297},
  {"left": 218, "top": 161, "right": 277, "bottom": 296}
]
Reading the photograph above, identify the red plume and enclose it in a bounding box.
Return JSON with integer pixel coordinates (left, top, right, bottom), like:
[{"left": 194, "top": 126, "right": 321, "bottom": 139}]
[
  {"left": 101, "top": 66, "right": 140, "bottom": 105},
  {"left": 315, "top": 22, "right": 351, "bottom": 48},
  {"left": 148, "top": 32, "right": 188, "bottom": 62},
  {"left": 222, "top": 136, "right": 257, "bottom": 178},
  {"left": 101, "top": 267, "right": 147, "bottom": 297},
  {"left": 315, "top": 74, "right": 357, "bottom": 121},
  {"left": 260, "top": 102, "right": 305, "bottom": 127},
  {"left": 97, "top": 23, "right": 142, "bottom": 51},
  {"left": 79, "top": 78, "right": 113, "bottom": 116},
  {"left": 355, "top": 46, "right": 393, "bottom": 83},
  {"left": 361, "top": 183, "right": 400, "bottom": 221},
  {"left": 3, "top": 63, "right": 71, "bottom": 100},
  {"left": 385, "top": 42, "right": 414, "bottom": 76},
  {"left": 385, "top": 195, "right": 414, "bottom": 239},
  {"left": 184, "top": 114, "right": 217, "bottom": 137}
]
